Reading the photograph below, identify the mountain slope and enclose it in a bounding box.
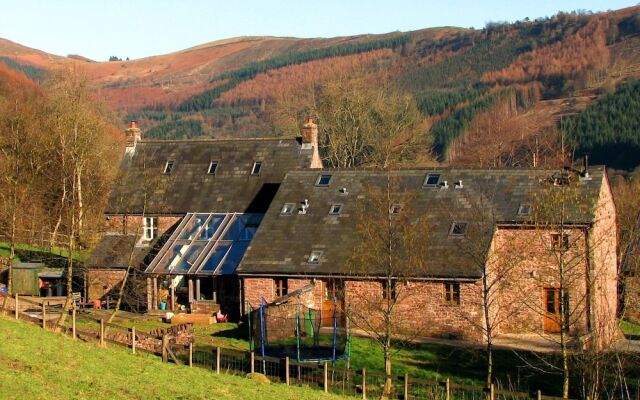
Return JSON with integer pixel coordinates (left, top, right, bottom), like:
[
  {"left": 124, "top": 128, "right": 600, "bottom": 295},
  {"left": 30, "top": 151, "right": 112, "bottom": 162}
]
[{"left": 1, "top": 6, "right": 640, "bottom": 169}]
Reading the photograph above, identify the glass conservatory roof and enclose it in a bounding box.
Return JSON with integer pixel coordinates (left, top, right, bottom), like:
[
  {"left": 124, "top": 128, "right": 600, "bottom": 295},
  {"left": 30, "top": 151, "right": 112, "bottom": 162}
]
[{"left": 145, "top": 213, "right": 263, "bottom": 276}]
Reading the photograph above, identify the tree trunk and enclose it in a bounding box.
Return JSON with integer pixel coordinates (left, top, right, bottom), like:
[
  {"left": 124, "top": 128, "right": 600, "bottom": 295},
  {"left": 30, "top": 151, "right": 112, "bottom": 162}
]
[{"left": 382, "top": 343, "right": 393, "bottom": 400}]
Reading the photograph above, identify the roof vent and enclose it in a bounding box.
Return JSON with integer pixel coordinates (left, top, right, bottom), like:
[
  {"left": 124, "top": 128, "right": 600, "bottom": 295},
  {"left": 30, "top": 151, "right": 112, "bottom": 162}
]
[
  {"left": 299, "top": 199, "right": 309, "bottom": 214},
  {"left": 581, "top": 155, "right": 591, "bottom": 181},
  {"left": 455, "top": 180, "right": 463, "bottom": 189},
  {"left": 340, "top": 187, "right": 348, "bottom": 195},
  {"left": 441, "top": 181, "right": 449, "bottom": 189}
]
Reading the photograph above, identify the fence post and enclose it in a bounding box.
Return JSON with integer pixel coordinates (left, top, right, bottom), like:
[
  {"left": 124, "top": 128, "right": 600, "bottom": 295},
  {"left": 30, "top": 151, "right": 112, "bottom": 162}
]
[
  {"left": 362, "top": 368, "right": 366, "bottom": 400},
  {"left": 188, "top": 342, "right": 193, "bottom": 367},
  {"left": 41, "top": 302, "right": 46, "bottom": 329},
  {"left": 324, "top": 362, "right": 328, "bottom": 393},
  {"left": 250, "top": 351, "right": 255, "bottom": 373},
  {"left": 285, "top": 357, "right": 290, "bottom": 385},
  {"left": 537, "top": 390, "right": 542, "bottom": 400},
  {"left": 404, "top": 373, "right": 409, "bottom": 400},
  {"left": 72, "top": 305, "right": 76, "bottom": 340},
  {"left": 100, "top": 319, "right": 105, "bottom": 347},
  {"left": 446, "top": 378, "right": 451, "bottom": 400},
  {"left": 131, "top": 327, "right": 136, "bottom": 355},
  {"left": 162, "top": 334, "right": 168, "bottom": 363},
  {"left": 14, "top": 294, "right": 18, "bottom": 320},
  {"left": 490, "top": 383, "right": 495, "bottom": 400},
  {"left": 215, "top": 346, "right": 221, "bottom": 374}
]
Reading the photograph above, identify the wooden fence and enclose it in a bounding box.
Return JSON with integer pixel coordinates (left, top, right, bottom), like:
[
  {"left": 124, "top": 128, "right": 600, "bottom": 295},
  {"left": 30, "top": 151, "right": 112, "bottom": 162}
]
[{"left": 2, "top": 294, "right": 569, "bottom": 400}]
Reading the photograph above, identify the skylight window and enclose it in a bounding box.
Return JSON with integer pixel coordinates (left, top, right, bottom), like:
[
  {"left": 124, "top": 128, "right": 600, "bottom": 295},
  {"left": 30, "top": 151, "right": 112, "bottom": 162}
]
[
  {"left": 518, "top": 204, "right": 532, "bottom": 216},
  {"left": 308, "top": 250, "right": 323, "bottom": 264},
  {"left": 329, "top": 204, "right": 342, "bottom": 215},
  {"left": 251, "top": 161, "right": 262, "bottom": 175},
  {"left": 207, "top": 161, "right": 218, "bottom": 175},
  {"left": 390, "top": 204, "right": 402, "bottom": 214},
  {"left": 316, "top": 174, "right": 332, "bottom": 186},
  {"left": 423, "top": 173, "right": 441, "bottom": 187},
  {"left": 281, "top": 203, "right": 295, "bottom": 215},
  {"left": 449, "top": 222, "right": 468, "bottom": 236},
  {"left": 163, "top": 160, "right": 175, "bottom": 174}
]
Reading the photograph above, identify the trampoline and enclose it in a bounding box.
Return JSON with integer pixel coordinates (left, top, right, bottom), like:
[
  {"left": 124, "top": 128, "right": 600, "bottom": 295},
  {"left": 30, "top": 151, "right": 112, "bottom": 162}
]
[{"left": 249, "top": 285, "right": 351, "bottom": 363}]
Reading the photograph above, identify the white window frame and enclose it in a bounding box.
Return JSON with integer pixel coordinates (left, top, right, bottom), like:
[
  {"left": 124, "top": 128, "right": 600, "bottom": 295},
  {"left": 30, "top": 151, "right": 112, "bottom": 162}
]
[
  {"left": 517, "top": 203, "right": 532, "bottom": 216},
  {"left": 143, "top": 217, "right": 158, "bottom": 241},
  {"left": 163, "top": 160, "right": 175, "bottom": 174},
  {"left": 280, "top": 203, "right": 295, "bottom": 215},
  {"left": 316, "top": 174, "right": 332, "bottom": 187},
  {"left": 251, "top": 161, "right": 262, "bottom": 175},
  {"left": 423, "top": 173, "right": 441, "bottom": 187},
  {"left": 329, "top": 204, "right": 342, "bottom": 215},
  {"left": 308, "top": 250, "right": 323, "bottom": 264},
  {"left": 449, "top": 221, "right": 468, "bottom": 237},
  {"left": 208, "top": 161, "right": 219, "bottom": 175}
]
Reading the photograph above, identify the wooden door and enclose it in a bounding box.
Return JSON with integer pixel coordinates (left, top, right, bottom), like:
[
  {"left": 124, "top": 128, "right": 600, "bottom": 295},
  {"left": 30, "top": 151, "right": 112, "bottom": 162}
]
[
  {"left": 322, "top": 279, "right": 344, "bottom": 327},
  {"left": 543, "top": 288, "right": 561, "bottom": 333}
]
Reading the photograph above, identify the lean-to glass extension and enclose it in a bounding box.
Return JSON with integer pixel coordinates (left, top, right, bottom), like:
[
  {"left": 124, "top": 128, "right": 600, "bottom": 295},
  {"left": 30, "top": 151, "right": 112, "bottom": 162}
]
[{"left": 145, "top": 212, "right": 262, "bottom": 275}]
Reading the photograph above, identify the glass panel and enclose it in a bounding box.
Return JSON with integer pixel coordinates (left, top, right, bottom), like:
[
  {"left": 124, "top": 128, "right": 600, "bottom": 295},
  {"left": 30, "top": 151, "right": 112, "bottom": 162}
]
[
  {"left": 223, "top": 215, "right": 263, "bottom": 241},
  {"left": 154, "top": 241, "right": 191, "bottom": 272},
  {"left": 179, "top": 214, "right": 209, "bottom": 240},
  {"left": 198, "top": 215, "right": 224, "bottom": 240},
  {"left": 172, "top": 242, "right": 207, "bottom": 273},
  {"left": 218, "top": 241, "right": 250, "bottom": 275},
  {"left": 199, "top": 242, "right": 232, "bottom": 273}
]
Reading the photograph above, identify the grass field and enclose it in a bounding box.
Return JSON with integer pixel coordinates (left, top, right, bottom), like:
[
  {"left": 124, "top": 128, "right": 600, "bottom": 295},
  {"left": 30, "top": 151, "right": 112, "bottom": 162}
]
[
  {"left": 73, "top": 310, "right": 565, "bottom": 395},
  {"left": 0, "top": 241, "right": 89, "bottom": 263},
  {"left": 0, "top": 316, "right": 343, "bottom": 400},
  {"left": 621, "top": 319, "right": 640, "bottom": 336}
]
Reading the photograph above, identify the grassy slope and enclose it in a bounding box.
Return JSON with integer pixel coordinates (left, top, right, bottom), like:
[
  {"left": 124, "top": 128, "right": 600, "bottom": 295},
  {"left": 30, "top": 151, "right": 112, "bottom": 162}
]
[
  {"left": 74, "top": 310, "right": 564, "bottom": 394},
  {"left": 0, "top": 316, "right": 343, "bottom": 400},
  {"left": 0, "top": 242, "right": 89, "bottom": 263}
]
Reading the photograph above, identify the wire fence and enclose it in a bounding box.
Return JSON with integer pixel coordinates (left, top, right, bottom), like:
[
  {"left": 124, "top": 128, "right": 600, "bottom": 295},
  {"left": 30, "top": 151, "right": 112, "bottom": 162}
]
[{"left": 2, "top": 294, "right": 581, "bottom": 400}]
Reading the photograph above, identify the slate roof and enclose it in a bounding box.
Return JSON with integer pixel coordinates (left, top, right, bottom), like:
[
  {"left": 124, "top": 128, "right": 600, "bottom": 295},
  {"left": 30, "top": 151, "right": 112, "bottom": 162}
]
[
  {"left": 237, "top": 167, "right": 606, "bottom": 279},
  {"left": 85, "top": 234, "right": 152, "bottom": 270},
  {"left": 106, "top": 138, "right": 314, "bottom": 215}
]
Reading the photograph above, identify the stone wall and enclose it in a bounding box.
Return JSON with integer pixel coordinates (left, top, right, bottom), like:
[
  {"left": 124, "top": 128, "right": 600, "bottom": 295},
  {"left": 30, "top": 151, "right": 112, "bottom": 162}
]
[{"left": 87, "top": 269, "right": 127, "bottom": 301}]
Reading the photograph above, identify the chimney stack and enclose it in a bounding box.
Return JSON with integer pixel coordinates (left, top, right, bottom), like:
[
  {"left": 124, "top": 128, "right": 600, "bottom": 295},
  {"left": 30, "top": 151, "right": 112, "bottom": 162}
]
[
  {"left": 125, "top": 121, "right": 141, "bottom": 151},
  {"left": 301, "top": 117, "right": 318, "bottom": 146},
  {"left": 300, "top": 117, "right": 322, "bottom": 169}
]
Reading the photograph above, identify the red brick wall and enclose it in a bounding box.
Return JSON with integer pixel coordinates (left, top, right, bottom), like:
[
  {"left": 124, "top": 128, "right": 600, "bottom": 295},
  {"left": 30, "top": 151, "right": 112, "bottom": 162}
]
[
  {"left": 243, "top": 277, "right": 484, "bottom": 341},
  {"left": 590, "top": 176, "right": 619, "bottom": 346},
  {"left": 104, "top": 215, "right": 182, "bottom": 236}
]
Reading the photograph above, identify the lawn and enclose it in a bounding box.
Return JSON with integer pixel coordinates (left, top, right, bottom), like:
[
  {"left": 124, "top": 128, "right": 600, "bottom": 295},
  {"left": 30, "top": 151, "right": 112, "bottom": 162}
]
[
  {"left": 0, "top": 316, "right": 344, "bottom": 400},
  {"left": 0, "top": 241, "right": 90, "bottom": 263},
  {"left": 72, "top": 310, "right": 565, "bottom": 395},
  {"left": 621, "top": 319, "right": 640, "bottom": 336}
]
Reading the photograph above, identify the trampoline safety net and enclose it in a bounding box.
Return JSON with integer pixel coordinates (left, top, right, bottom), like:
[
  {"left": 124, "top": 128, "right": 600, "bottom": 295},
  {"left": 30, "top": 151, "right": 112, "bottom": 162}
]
[{"left": 249, "top": 298, "right": 349, "bottom": 363}]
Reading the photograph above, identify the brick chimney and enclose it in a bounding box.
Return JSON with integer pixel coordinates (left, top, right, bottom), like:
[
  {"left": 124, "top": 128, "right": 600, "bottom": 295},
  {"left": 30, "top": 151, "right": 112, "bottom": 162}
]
[
  {"left": 301, "top": 118, "right": 322, "bottom": 168},
  {"left": 124, "top": 121, "right": 141, "bottom": 152}
]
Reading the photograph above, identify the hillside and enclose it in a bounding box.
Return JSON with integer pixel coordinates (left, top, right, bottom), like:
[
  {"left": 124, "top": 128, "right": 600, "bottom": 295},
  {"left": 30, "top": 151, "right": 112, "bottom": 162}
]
[
  {"left": 1, "top": 6, "right": 640, "bottom": 169},
  {"left": 0, "top": 316, "right": 341, "bottom": 400}
]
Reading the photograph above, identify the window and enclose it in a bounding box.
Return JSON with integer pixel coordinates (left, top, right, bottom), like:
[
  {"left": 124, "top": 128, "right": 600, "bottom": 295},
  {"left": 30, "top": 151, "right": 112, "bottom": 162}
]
[
  {"left": 308, "top": 250, "right": 323, "bottom": 263},
  {"left": 551, "top": 233, "right": 569, "bottom": 250},
  {"left": 423, "top": 173, "right": 441, "bottom": 187},
  {"left": 382, "top": 280, "right": 398, "bottom": 300},
  {"left": 325, "top": 279, "right": 344, "bottom": 301},
  {"left": 390, "top": 204, "right": 402, "bottom": 214},
  {"left": 316, "top": 174, "right": 332, "bottom": 186},
  {"left": 251, "top": 161, "right": 262, "bottom": 175},
  {"left": 443, "top": 282, "right": 460, "bottom": 305},
  {"left": 329, "top": 204, "right": 342, "bottom": 215},
  {"left": 274, "top": 278, "right": 288, "bottom": 298},
  {"left": 163, "top": 160, "right": 175, "bottom": 174},
  {"left": 449, "top": 222, "right": 468, "bottom": 236},
  {"left": 518, "top": 204, "right": 531, "bottom": 216},
  {"left": 280, "top": 203, "right": 295, "bottom": 215},
  {"left": 207, "top": 161, "right": 218, "bottom": 175},
  {"left": 143, "top": 217, "right": 158, "bottom": 241}
]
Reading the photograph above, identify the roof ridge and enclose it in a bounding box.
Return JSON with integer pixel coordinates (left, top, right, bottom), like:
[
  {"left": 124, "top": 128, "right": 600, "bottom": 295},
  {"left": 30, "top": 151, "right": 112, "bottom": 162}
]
[{"left": 139, "top": 137, "right": 299, "bottom": 144}]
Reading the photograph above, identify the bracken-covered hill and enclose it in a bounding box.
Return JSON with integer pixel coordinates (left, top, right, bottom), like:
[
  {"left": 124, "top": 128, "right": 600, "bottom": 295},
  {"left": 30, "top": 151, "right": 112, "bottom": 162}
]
[{"left": 2, "top": 5, "right": 640, "bottom": 170}]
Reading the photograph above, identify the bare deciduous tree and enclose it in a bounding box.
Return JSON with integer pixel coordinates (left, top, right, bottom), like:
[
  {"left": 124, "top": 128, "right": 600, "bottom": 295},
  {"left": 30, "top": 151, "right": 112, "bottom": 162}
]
[{"left": 347, "top": 174, "right": 431, "bottom": 399}]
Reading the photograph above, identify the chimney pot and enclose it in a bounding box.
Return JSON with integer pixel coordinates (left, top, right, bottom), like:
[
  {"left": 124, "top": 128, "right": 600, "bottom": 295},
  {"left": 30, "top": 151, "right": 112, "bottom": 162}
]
[
  {"left": 300, "top": 117, "right": 322, "bottom": 168},
  {"left": 125, "top": 121, "right": 142, "bottom": 150}
]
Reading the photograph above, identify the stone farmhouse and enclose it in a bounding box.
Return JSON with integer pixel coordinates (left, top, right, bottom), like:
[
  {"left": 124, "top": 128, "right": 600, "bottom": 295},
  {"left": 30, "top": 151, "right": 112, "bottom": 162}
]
[{"left": 86, "top": 121, "right": 619, "bottom": 346}]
